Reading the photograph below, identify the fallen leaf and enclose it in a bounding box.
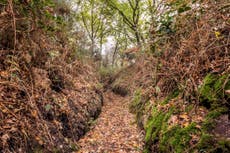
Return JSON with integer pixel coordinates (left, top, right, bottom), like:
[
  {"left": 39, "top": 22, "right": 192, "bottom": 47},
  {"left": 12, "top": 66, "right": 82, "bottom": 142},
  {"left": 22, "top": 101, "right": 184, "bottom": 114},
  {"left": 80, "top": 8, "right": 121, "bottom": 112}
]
[{"left": 2, "top": 133, "right": 10, "bottom": 145}]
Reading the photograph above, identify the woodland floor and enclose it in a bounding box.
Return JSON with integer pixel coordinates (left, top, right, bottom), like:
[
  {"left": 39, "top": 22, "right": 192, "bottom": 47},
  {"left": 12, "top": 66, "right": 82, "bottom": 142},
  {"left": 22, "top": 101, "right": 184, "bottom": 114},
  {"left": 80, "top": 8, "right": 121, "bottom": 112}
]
[{"left": 77, "top": 91, "right": 144, "bottom": 153}]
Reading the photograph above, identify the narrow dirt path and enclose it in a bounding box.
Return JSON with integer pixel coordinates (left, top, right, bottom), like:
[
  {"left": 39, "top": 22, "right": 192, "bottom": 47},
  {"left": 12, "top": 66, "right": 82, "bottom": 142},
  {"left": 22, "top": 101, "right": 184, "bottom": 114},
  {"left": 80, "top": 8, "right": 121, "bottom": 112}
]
[{"left": 77, "top": 92, "right": 144, "bottom": 153}]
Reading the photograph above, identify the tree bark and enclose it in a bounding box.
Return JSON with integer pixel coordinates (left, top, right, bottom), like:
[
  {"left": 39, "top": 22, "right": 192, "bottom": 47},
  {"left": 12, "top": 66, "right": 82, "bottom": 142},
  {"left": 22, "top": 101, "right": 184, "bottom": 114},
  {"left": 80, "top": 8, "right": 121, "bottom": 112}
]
[{"left": 112, "top": 41, "right": 119, "bottom": 67}]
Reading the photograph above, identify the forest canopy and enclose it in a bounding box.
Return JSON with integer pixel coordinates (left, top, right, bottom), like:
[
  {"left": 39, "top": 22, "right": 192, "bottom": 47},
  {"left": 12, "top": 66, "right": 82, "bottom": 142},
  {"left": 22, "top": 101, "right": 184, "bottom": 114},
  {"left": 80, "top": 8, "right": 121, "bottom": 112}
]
[{"left": 0, "top": 0, "right": 229, "bottom": 152}]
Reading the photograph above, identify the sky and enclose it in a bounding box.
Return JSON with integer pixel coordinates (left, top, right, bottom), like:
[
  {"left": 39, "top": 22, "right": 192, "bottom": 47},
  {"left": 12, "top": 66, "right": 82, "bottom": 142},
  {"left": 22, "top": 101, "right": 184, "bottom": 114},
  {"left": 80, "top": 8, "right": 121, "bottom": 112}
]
[{"left": 102, "top": 37, "right": 115, "bottom": 55}]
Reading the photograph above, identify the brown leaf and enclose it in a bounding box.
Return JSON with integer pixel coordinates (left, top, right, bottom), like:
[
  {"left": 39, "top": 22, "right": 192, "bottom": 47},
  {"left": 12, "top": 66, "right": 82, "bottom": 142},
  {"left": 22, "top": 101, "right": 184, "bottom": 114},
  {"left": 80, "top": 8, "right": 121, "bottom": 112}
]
[
  {"left": 2, "top": 133, "right": 10, "bottom": 145},
  {"left": 225, "top": 90, "right": 230, "bottom": 95}
]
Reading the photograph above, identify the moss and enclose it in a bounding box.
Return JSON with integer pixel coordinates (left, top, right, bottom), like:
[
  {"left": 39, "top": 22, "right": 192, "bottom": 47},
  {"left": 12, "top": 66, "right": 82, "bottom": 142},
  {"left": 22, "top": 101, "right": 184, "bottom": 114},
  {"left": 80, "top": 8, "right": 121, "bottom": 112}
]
[
  {"left": 144, "top": 106, "right": 199, "bottom": 153},
  {"left": 129, "top": 89, "right": 143, "bottom": 113},
  {"left": 144, "top": 106, "right": 174, "bottom": 151},
  {"left": 195, "top": 106, "right": 230, "bottom": 152},
  {"left": 199, "top": 74, "right": 229, "bottom": 109},
  {"left": 196, "top": 134, "right": 230, "bottom": 153},
  {"left": 143, "top": 89, "right": 182, "bottom": 152},
  {"left": 216, "top": 140, "right": 230, "bottom": 153},
  {"left": 159, "top": 123, "right": 198, "bottom": 153},
  {"left": 196, "top": 134, "right": 215, "bottom": 151},
  {"left": 202, "top": 107, "right": 228, "bottom": 132},
  {"left": 142, "top": 74, "right": 230, "bottom": 152},
  {"left": 206, "top": 107, "right": 228, "bottom": 119},
  {"left": 145, "top": 109, "right": 165, "bottom": 142},
  {"left": 129, "top": 89, "right": 148, "bottom": 127}
]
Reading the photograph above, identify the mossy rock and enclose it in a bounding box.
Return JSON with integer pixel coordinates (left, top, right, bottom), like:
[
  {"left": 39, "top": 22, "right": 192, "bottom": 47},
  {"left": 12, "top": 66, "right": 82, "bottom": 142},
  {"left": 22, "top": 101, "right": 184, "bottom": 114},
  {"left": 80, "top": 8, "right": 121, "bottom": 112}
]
[
  {"left": 144, "top": 106, "right": 199, "bottom": 153},
  {"left": 142, "top": 88, "right": 230, "bottom": 153},
  {"left": 143, "top": 90, "right": 181, "bottom": 152},
  {"left": 199, "top": 74, "right": 229, "bottom": 109},
  {"left": 144, "top": 106, "right": 175, "bottom": 152},
  {"left": 159, "top": 123, "right": 198, "bottom": 153},
  {"left": 196, "top": 107, "right": 230, "bottom": 153},
  {"left": 195, "top": 134, "right": 230, "bottom": 153},
  {"left": 202, "top": 107, "right": 228, "bottom": 132},
  {"left": 129, "top": 89, "right": 150, "bottom": 128},
  {"left": 129, "top": 89, "right": 143, "bottom": 113}
]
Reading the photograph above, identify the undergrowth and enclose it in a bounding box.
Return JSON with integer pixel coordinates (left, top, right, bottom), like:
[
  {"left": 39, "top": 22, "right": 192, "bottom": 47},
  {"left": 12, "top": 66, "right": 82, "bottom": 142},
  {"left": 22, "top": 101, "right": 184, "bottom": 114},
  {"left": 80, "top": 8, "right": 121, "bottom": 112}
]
[
  {"left": 139, "top": 73, "right": 230, "bottom": 153},
  {"left": 199, "top": 74, "right": 230, "bottom": 109},
  {"left": 125, "top": 0, "right": 230, "bottom": 152},
  {"left": 0, "top": 1, "right": 103, "bottom": 152}
]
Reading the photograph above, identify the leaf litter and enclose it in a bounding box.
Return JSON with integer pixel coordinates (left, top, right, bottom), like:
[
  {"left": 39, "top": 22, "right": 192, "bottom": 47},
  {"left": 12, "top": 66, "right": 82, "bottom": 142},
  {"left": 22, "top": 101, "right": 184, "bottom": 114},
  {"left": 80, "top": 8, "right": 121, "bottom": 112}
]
[{"left": 77, "top": 91, "right": 144, "bottom": 153}]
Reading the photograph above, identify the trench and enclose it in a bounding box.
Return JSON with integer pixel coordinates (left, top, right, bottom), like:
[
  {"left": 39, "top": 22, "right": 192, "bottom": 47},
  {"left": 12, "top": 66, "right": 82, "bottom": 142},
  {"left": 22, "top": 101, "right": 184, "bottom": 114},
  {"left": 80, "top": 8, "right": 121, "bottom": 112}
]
[{"left": 76, "top": 91, "right": 144, "bottom": 153}]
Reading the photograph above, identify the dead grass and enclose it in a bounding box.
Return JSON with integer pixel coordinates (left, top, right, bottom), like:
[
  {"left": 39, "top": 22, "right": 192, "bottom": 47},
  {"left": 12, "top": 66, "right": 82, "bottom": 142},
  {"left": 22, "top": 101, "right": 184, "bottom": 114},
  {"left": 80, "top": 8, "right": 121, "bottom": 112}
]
[
  {"left": 111, "top": 1, "right": 229, "bottom": 151},
  {"left": 0, "top": 1, "right": 103, "bottom": 152}
]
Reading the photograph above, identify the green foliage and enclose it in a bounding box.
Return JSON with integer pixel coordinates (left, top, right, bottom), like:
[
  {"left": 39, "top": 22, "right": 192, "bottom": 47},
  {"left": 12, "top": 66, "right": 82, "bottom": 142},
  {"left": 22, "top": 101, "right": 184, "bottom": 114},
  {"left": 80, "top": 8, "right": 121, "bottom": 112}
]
[
  {"left": 11, "top": 0, "right": 67, "bottom": 33},
  {"left": 145, "top": 108, "right": 170, "bottom": 143},
  {"left": 98, "top": 66, "right": 117, "bottom": 80},
  {"left": 0, "top": 0, "right": 8, "bottom": 4},
  {"left": 205, "top": 107, "right": 228, "bottom": 120},
  {"left": 145, "top": 106, "right": 174, "bottom": 143},
  {"left": 156, "top": 0, "right": 192, "bottom": 35},
  {"left": 196, "top": 134, "right": 230, "bottom": 152},
  {"left": 194, "top": 106, "right": 230, "bottom": 152},
  {"left": 216, "top": 140, "right": 230, "bottom": 153},
  {"left": 105, "top": 0, "right": 145, "bottom": 45},
  {"left": 129, "top": 89, "right": 148, "bottom": 127},
  {"left": 130, "top": 89, "right": 142, "bottom": 113},
  {"left": 158, "top": 14, "right": 175, "bottom": 34},
  {"left": 75, "top": 0, "right": 111, "bottom": 55},
  {"left": 160, "top": 123, "right": 198, "bottom": 153},
  {"left": 167, "top": 0, "right": 192, "bottom": 14},
  {"left": 201, "top": 107, "right": 228, "bottom": 133},
  {"left": 196, "top": 134, "right": 215, "bottom": 151},
  {"left": 199, "top": 74, "right": 230, "bottom": 109},
  {"left": 193, "top": 73, "right": 230, "bottom": 152},
  {"left": 177, "top": 5, "right": 191, "bottom": 13},
  {"left": 144, "top": 93, "right": 177, "bottom": 143}
]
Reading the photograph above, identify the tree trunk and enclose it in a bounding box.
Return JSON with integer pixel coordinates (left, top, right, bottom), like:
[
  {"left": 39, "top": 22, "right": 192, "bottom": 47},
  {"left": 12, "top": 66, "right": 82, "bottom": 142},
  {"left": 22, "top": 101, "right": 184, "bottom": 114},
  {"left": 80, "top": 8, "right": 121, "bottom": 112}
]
[
  {"left": 112, "top": 41, "right": 119, "bottom": 67},
  {"left": 135, "top": 29, "right": 141, "bottom": 47},
  {"left": 91, "top": 38, "right": 95, "bottom": 56}
]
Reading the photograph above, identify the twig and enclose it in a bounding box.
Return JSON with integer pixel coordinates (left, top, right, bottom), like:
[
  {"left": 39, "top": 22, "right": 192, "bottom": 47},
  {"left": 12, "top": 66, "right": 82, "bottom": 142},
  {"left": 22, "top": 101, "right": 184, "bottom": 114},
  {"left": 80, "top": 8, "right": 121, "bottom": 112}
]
[{"left": 8, "top": 0, "right": 16, "bottom": 50}]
